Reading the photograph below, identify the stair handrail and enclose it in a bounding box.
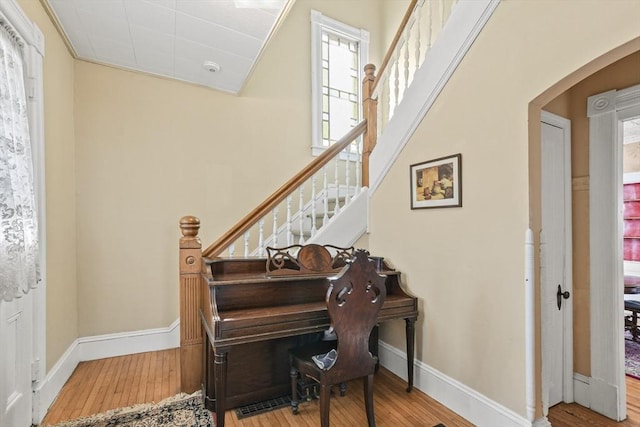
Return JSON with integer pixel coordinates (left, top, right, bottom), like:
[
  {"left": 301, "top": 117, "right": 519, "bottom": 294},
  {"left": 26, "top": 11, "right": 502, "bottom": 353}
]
[{"left": 202, "top": 120, "right": 367, "bottom": 259}]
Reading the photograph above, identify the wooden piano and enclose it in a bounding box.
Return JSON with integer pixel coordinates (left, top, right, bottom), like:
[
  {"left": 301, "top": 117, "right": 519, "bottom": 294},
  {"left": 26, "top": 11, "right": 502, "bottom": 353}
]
[{"left": 199, "top": 244, "right": 418, "bottom": 427}]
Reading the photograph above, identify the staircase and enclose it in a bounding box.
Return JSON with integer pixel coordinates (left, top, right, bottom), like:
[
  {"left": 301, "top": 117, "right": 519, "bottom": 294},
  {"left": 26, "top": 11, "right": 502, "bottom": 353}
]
[{"left": 178, "top": 0, "right": 500, "bottom": 394}]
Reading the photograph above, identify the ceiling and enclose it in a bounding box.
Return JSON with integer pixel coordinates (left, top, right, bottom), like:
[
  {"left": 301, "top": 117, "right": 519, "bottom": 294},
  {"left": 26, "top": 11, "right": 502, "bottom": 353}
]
[{"left": 43, "top": 0, "right": 293, "bottom": 94}]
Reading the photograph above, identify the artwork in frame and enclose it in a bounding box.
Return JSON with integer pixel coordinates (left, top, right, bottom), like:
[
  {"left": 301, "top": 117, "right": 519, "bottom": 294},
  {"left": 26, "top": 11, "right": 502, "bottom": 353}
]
[{"left": 410, "top": 154, "right": 462, "bottom": 209}]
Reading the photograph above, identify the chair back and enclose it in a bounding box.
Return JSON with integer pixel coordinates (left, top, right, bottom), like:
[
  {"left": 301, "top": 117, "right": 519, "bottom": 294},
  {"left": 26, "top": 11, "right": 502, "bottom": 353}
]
[{"left": 324, "top": 249, "right": 387, "bottom": 383}]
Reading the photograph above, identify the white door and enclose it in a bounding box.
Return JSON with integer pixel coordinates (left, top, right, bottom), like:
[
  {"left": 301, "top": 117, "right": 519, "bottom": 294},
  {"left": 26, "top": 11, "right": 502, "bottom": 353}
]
[
  {"left": 0, "top": 294, "right": 34, "bottom": 427},
  {"left": 541, "top": 112, "right": 573, "bottom": 410}
]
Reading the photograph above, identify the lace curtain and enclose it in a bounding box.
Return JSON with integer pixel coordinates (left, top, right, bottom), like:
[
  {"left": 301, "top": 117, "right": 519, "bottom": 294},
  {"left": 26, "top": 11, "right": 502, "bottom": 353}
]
[{"left": 0, "top": 25, "right": 40, "bottom": 302}]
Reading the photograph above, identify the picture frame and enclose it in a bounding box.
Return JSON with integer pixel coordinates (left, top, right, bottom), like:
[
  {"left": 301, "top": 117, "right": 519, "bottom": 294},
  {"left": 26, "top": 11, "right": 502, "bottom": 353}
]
[{"left": 410, "top": 154, "right": 462, "bottom": 209}]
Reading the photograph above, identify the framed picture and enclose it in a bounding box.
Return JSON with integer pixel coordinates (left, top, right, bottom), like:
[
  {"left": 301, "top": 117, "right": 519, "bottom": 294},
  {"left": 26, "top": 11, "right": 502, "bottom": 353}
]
[{"left": 410, "top": 154, "right": 462, "bottom": 209}]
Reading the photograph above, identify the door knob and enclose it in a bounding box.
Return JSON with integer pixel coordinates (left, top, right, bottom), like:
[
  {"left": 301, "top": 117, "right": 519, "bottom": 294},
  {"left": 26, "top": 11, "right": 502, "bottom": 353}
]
[{"left": 557, "top": 284, "right": 570, "bottom": 310}]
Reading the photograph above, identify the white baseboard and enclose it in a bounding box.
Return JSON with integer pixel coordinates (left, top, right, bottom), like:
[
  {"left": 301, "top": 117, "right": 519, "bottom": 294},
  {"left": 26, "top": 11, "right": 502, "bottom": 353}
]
[
  {"left": 32, "top": 339, "right": 80, "bottom": 424},
  {"left": 378, "top": 340, "right": 531, "bottom": 427},
  {"left": 573, "top": 372, "right": 591, "bottom": 408},
  {"left": 78, "top": 319, "right": 180, "bottom": 361},
  {"left": 32, "top": 319, "right": 180, "bottom": 424}
]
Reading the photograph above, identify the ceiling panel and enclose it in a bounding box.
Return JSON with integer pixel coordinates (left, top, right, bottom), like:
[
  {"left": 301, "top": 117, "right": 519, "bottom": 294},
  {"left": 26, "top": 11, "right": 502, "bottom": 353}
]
[{"left": 44, "top": 0, "right": 291, "bottom": 94}]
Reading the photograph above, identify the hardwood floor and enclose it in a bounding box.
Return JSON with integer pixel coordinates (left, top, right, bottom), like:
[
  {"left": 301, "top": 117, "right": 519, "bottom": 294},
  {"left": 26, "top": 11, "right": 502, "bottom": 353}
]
[
  {"left": 41, "top": 348, "right": 473, "bottom": 426},
  {"left": 41, "top": 349, "right": 180, "bottom": 425},
  {"left": 548, "top": 376, "right": 640, "bottom": 426},
  {"left": 41, "top": 348, "right": 640, "bottom": 426}
]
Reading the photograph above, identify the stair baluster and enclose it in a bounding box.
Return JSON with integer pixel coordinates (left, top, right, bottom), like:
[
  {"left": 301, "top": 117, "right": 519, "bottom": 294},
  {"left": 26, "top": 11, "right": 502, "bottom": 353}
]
[
  {"left": 258, "top": 219, "right": 265, "bottom": 256},
  {"left": 298, "top": 184, "right": 305, "bottom": 244},
  {"left": 345, "top": 145, "right": 351, "bottom": 204},
  {"left": 286, "top": 195, "right": 293, "bottom": 246},
  {"left": 272, "top": 207, "right": 279, "bottom": 247},
  {"left": 323, "top": 165, "right": 329, "bottom": 226},
  {"left": 311, "top": 176, "right": 318, "bottom": 236},
  {"left": 334, "top": 158, "right": 341, "bottom": 215},
  {"left": 243, "top": 231, "right": 250, "bottom": 257}
]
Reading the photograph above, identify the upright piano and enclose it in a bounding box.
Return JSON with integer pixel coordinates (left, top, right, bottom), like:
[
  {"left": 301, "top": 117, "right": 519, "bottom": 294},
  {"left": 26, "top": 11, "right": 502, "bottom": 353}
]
[{"left": 200, "top": 244, "right": 418, "bottom": 427}]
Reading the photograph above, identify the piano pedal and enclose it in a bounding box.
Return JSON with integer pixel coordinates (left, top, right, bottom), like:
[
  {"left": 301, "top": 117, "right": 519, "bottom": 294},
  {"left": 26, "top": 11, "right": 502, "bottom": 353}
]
[{"left": 296, "top": 378, "right": 319, "bottom": 402}]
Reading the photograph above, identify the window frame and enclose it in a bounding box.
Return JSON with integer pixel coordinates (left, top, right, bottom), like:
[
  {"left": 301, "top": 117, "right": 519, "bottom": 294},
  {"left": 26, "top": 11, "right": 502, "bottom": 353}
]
[{"left": 310, "top": 10, "right": 369, "bottom": 156}]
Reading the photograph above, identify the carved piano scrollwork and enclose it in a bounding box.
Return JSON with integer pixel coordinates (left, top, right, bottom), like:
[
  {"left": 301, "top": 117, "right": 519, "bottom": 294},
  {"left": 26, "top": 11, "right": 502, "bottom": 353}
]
[{"left": 266, "top": 243, "right": 355, "bottom": 276}]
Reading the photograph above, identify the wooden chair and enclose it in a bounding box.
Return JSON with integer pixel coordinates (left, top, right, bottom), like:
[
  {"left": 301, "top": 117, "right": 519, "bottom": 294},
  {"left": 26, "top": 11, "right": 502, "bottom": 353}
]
[{"left": 289, "top": 249, "right": 386, "bottom": 427}]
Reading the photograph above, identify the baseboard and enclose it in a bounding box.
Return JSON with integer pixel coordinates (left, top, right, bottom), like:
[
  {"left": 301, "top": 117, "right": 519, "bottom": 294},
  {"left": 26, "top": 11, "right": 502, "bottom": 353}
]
[
  {"left": 77, "top": 319, "right": 180, "bottom": 361},
  {"left": 32, "top": 339, "right": 80, "bottom": 424},
  {"left": 378, "top": 340, "right": 531, "bottom": 427},
  {"left": 32, "top": 319, "right": 180, "bottom": 424},
  {"left": 573, "top": 372, "right": 591, "bottom": 408}
]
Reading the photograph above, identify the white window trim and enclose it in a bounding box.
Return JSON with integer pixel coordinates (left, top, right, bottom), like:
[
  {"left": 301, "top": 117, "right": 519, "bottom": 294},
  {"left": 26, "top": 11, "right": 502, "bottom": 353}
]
[
  {"left": 310, "top": 10, "right": 369, "bottom": 156},
  {"left": 0, "top": 0, "right": 46, "bottom": 422}
]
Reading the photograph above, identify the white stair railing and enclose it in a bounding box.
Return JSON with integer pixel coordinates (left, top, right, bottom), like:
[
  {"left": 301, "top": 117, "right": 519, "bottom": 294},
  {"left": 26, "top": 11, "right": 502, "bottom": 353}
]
[
  {"left": 201, "top": 0, "right": 460, "bottom": 260},
  {"left": 202, "top": 122, "right": 366, "bottom": 260},
  {"left": 373, "top": 0, "right": 458, "bottom": 136}
]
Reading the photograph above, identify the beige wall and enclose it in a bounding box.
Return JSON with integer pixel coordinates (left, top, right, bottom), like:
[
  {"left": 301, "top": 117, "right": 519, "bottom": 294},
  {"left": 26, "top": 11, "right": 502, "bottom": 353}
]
[
  {"left": 545, "top": 51, "right": 640, "bottom": 376},
  {"left": 368, "top": 0, "right": 640, "bottom": 416},
  {"left": 72, "top": 0, "right": 394, "bottom": 337},
  {"left": 16, "top": 0, "right": 411, "bottom": 372},
  {"left": 18, "top": 0, "right": 78, "bottom": 371}
]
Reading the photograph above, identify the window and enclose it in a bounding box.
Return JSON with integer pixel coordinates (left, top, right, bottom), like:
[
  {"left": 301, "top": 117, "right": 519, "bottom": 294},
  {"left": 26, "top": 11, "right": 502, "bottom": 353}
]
[{"left": 310, "top": 10, "right": 369, "bottom": 156}]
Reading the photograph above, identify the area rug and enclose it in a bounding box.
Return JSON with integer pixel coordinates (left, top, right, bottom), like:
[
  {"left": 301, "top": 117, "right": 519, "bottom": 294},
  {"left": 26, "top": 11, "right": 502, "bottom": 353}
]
[
  {"left": 626, "top": 333, "right": 640, "bottom": 379},
  {"left": 45, "top": 391, "right": 214, "bottom": 427}
]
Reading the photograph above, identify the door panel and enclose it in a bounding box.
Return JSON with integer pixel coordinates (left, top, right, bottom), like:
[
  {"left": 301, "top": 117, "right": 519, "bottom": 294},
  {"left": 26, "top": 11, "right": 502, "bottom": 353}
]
[
  {"left": 0, "top": 295, "right": 33, "bottom": 427},
  {"left": 541, "top": 112, "right": 573, "bottom": 411},
  {"left": 542, "top": 120, "right": 566, "bottom": 407}
]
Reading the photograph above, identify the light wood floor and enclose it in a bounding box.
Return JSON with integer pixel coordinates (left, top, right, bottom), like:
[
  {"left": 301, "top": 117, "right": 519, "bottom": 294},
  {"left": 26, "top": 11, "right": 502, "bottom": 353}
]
[{"left": 40, "top": 348, "right": 640, "bottom": 426}]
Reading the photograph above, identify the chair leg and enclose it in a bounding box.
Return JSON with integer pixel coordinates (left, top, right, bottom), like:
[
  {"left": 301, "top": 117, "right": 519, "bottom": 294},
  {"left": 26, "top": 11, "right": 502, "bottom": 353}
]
[
  {"left": 320, "top": 383, "right": 331, "bottom": 427},
  {"left": 290, "top": 367, "right": 299, "bottom": 415},
  {"left": 364, "top": 374, "right": 376, "bottom": 427}
]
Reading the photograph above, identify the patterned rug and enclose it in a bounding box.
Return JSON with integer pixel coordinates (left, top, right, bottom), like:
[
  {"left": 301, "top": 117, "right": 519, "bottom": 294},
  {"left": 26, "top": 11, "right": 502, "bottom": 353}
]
[
  {"left": 626, "top": 334, "right": 640, "bottom": 379},
  {"left": 45, "top": 391, "right": 214, "bottom": 427}
]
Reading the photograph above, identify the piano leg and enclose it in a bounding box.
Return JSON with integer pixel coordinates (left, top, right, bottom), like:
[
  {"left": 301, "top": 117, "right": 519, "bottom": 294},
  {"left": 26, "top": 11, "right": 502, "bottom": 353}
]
[
  {"left": 405, "top": 318, "right": 415, "bottom": 392},
  {"left": 214, "top": 349, "right": 228, "bottom": 427}
]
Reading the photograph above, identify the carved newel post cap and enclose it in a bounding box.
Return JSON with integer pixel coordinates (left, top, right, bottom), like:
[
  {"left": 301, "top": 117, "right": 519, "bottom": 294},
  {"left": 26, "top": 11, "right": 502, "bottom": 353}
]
[
  {"left": 364, "top": 63, "right": 376, "bottom": 77},
  {"left": 180, "top": 216, "right": 200, "bottom": 237}
]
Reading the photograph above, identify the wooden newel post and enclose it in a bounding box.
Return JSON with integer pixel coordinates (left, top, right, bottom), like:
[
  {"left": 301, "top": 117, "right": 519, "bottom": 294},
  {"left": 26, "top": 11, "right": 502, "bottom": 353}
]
[
  {"left": 362, "top": 63, "right": 378, "bottom": 188},
  {"left": 179, "top": 215, "right": 203, "bottom": 393}
]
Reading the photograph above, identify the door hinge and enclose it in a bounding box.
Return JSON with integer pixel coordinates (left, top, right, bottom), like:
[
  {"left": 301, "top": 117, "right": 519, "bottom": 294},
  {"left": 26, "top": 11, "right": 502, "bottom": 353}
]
[{"left": 31, "top": 359, "right": 40, "bottom": 382}]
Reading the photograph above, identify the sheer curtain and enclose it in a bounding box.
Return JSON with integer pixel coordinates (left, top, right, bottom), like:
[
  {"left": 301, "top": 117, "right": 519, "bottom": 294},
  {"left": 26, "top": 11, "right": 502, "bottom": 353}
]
[{"left": 0, "top": 25, "right": 39, "bottom": 302}]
